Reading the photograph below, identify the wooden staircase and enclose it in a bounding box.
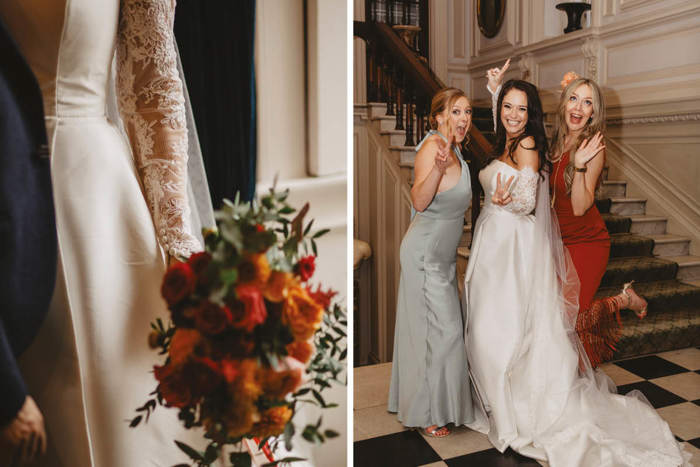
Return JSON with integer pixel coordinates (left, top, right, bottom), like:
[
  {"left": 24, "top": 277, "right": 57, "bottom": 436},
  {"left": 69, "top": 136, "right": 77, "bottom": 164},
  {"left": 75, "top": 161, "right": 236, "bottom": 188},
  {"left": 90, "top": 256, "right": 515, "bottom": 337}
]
[{"left": 365, "top": 100, "right": 700, "bottom": 360}]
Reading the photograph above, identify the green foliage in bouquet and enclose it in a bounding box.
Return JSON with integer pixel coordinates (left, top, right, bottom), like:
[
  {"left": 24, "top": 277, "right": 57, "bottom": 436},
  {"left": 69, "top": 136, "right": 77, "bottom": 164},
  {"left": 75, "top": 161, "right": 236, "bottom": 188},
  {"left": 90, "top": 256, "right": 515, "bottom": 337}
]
[{"left": 130, "top": 187, "right": 347, "bottom": 466}]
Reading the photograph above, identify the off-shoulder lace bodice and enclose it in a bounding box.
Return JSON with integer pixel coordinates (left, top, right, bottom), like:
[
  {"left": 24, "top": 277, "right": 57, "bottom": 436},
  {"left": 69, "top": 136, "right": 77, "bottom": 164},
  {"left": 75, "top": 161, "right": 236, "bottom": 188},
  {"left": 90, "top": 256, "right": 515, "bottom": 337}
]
[
  {"left": 481, "top": 161, "right": 538, "bottom": 216},
  {"left": 116, "top": 0, "right": 201, "bottom": 258},
  {"left": 501, "top": 166, "right": 538, "bottom": 215}
]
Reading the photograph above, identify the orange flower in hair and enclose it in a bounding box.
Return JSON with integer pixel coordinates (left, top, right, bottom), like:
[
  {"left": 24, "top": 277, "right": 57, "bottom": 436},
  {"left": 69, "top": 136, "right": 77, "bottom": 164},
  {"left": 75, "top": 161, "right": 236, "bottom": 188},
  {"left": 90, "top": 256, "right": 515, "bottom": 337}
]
[{"left": 560, "top": 71, "right": 580, "bottom": 90}]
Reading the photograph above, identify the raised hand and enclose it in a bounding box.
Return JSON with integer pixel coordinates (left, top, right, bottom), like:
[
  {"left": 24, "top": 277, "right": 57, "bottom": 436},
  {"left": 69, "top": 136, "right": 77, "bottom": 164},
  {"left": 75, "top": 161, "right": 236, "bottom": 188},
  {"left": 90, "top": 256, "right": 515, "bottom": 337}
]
[
  {"left": 492, "top": 172, "right": 515, "bottom": 206},
  {"left": 573, "top": 132, "right": 606, "bottom": 168},
  {"left": 0, "top": 396, "right": 47, "bottom": 465},
  {"left": 486, "top": 58, "right": 511, "bottom": 92},
  {"left": 434, "top": 131, "right": 454, "bottom": 174}
]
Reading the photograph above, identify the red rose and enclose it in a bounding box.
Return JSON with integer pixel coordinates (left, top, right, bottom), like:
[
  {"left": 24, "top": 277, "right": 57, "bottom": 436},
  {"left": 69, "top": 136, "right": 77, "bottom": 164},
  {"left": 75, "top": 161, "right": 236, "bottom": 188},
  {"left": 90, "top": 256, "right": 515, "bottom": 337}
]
[
  {"left": 194, "top": 300, "right": 233, "bottom": 335},
  {"left": 188, "top": 252, "right": 213, "bottom": 286},
  {"left": 294, "top": 255, "right": 316, "bottom": 282},
  {"left": 220, "top": 359, "right": 239, "bottom": 384},
  {"left": 154, "top": 357, "right": 222, "bottom": 408},
  {"left": 188, "top": 356, "right": 222, "bottom": 398},
  {"left": 154, "top": 363, "right": 192, "bottom": 408},
  {"left": 232, "top": 284, "right": 267, "bottom": 332},
  {"left": 255, "top": 223, "right": 265, "bottom": 233},
  {"left": 161, "top": 261, "right": 196, "bottom": 307},
  {"left": 306, "top": 285, "right": 337, "bottom": 310}
]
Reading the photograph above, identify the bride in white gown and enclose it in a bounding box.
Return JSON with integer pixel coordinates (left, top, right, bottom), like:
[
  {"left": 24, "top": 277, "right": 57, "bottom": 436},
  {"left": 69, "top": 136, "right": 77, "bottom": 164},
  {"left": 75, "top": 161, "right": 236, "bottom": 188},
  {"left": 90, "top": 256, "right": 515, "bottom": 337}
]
[
  {"left": 464, "top": 79, "right": 687, "bottom": 466},
  {"left": 0, "top": 1, "right": 212, "bottom": 465}
]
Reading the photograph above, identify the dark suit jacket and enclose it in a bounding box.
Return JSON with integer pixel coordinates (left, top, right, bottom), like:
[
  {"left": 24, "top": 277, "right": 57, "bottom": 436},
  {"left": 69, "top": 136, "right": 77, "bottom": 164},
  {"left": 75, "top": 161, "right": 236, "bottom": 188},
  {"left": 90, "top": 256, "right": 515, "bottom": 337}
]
[{"left": 0, "top": 19, "right": 57, "bottom": 425}]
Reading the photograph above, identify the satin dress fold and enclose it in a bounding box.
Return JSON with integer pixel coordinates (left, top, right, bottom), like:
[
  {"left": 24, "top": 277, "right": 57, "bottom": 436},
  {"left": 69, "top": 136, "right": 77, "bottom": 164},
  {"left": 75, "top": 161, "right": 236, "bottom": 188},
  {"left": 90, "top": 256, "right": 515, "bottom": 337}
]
[
  {"left": 465, "top": 160, "right": 686, "bottom": 466},
  {"left": 388, "top": 131, "right": 474, "bottom": 429}
]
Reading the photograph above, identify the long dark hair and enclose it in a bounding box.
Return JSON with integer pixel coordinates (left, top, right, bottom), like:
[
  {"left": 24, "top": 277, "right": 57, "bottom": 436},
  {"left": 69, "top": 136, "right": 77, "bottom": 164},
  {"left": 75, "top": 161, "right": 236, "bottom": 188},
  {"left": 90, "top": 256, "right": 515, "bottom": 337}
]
[{"left": 491, "top": 79, "right": 550, "bottom": 177}]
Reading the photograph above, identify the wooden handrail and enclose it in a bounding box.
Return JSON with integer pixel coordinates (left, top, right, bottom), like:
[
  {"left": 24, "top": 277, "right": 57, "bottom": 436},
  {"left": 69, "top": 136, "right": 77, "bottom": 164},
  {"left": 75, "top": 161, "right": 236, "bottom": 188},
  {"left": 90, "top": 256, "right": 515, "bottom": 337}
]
[{"left": 355, "top": 20, "right": 491, "bottom": 230}]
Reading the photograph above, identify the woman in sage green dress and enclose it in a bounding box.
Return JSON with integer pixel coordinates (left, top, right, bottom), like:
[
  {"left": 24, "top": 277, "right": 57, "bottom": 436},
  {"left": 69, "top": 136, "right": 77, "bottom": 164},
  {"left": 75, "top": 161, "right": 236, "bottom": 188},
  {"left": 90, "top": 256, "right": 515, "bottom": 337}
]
[{"left": 388, "top": 88, "right": 475, "bottom": 438}]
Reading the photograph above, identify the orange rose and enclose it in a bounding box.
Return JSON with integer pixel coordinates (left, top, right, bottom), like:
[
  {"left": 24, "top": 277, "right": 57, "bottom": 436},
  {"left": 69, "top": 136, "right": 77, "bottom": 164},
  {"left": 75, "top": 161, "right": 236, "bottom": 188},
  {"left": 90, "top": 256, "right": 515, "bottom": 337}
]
[
  {"left": 264, "top": 271, "right": 294, "bottom": 302},
  {"left": 238, "top": 253, "right": 271, "bottom": 287},
  {"left": 286, "top": 340, "right": 314, "bottom": 364},
  {"left": 259, "top": 367, "right": 302, "bottom": 399},
  {"left": 169, "top": 328, "right": 202, "bottom": 366},
  {"left": 282, "top": 286, "right": 324, "bottom": 340},
  {"left": 251, "top": 406, "right": 292, "bottom": 439},
  {"left": 230, "top": 359, "right": 263, "bottom": 401}
]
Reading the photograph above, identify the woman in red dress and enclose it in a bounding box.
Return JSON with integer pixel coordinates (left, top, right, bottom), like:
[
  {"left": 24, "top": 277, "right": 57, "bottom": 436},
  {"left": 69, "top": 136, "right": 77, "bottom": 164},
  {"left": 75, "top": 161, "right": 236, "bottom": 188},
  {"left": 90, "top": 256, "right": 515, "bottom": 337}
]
[
  {"left": 548, "top": 75, "right": 648, "bottom": 367},
  {"left": 487, "top": 65, "right": 648, "bottom": 367}
]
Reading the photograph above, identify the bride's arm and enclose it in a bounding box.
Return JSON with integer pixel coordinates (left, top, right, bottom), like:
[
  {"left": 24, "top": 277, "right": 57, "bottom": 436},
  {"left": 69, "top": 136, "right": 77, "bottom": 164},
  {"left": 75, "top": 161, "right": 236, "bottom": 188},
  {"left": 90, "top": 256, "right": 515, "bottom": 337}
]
[
  {"left": 116, "top": 0, "right": 201, "bottom": 259},
  {"left": 486, "top": 58, "right": 510, "bottom": 132}
]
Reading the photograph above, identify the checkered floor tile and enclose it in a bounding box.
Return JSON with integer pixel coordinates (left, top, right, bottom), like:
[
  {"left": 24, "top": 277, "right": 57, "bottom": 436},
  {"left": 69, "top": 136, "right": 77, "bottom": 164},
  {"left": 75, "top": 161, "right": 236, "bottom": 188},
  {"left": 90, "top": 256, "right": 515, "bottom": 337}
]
[{"left": 354, "top": 347, "right": 700, "bottom": 466}]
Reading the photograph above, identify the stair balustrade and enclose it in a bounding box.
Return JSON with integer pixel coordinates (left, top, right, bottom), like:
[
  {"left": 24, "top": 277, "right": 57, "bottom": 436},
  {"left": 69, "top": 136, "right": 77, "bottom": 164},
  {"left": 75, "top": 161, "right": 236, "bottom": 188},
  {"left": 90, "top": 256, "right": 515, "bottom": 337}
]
[{"left": 354, "top": 19, "right": 493, "bottom": 229}]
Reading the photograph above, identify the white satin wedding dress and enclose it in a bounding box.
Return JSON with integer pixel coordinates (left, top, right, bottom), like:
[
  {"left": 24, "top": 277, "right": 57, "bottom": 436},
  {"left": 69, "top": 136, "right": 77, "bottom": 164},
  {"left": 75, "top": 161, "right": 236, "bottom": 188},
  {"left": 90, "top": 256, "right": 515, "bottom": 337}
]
[
  {"left": 0, "top": 1, "right": 206, "bottom": 465},
  {"left": 464, "top": 160, "right": 687, "bottom": 466}
]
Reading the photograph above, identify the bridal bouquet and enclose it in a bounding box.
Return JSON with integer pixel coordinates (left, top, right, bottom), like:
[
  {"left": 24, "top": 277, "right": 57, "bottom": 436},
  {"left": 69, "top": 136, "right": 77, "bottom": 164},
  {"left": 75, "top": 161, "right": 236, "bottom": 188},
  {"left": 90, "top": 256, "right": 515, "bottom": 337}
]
[{"left": 130, "top": 187, "right": 347, "bottom": 467}]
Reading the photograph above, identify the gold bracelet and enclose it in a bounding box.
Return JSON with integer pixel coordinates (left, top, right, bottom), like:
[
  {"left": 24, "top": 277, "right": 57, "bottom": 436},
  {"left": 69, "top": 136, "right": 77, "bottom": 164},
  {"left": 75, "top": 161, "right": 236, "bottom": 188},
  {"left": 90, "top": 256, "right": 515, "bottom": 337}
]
[{"left": 574, "top": 166, "right": 587, "bottom": 173}]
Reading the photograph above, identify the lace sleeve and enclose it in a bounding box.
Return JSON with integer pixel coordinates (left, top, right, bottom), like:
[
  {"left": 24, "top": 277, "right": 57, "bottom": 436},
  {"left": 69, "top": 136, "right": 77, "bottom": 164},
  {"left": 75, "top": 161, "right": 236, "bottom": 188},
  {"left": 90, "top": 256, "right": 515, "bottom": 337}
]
[
  {"left": 488, "top": 83, "right": 501, "bottom": 133},
  {"left": 502, "top": 167, "right": 538, "bottom": 215},
  {"left": 116, "top": 0, "right": 201, "bottom": 258}
]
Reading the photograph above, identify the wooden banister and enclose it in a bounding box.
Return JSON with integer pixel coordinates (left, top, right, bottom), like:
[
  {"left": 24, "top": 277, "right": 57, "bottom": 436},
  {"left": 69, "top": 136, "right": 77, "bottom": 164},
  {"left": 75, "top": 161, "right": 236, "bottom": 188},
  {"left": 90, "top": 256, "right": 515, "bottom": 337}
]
[{"left": 355, "top": 20, "right": 491, "bottom": 230}]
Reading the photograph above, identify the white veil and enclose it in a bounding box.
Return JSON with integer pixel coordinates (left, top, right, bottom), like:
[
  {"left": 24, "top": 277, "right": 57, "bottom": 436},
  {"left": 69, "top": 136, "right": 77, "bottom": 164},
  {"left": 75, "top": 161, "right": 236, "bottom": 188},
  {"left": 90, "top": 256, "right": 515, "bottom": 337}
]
[
  {"left": 105, "top": 42, "right": 215, "bottom": 245},
  {"left": 505, "top": 173, "right": 688, "bottom": 465}
]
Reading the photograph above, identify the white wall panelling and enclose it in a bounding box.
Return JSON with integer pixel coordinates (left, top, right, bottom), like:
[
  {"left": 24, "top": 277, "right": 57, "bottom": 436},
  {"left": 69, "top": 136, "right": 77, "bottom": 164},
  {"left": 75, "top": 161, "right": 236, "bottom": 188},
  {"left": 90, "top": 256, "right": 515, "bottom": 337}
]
[
  {"left": 307, "top": 0, "right": 347, "bottom": 176},
  {"left": 429, "top": 0, "right": 449, "bottom": 82},
  {"left": 255, "top": 0, "right": 306, "bottom": 182},
  {"left": 354, "top": 108, "right": 411, "bottom": 363}
]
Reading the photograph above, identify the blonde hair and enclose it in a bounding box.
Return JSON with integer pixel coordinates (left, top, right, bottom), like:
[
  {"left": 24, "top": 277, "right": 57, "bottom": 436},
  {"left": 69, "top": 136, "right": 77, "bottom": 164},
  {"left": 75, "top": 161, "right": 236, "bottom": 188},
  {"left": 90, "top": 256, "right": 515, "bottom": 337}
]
[
  {"left": 550, "top": 78, "right": 606, "bottom": 194},
  {"left": 428, "top": 88, "right": 470, "bottom": 145}
]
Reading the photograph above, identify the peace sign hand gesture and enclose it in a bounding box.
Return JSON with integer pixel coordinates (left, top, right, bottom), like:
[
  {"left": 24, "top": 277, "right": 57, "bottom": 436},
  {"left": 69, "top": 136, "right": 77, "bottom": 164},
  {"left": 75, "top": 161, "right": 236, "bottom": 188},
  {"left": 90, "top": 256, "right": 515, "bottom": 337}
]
[
  {"left": 573, "top": 132, "right": 606, "bottom": 168},
  {"left": 486, "top": 58, "right": 511, "bottom": 92},
  {"left": 491, "top": 172, "right": 515, "bottom": 206},
  {"left": 434, "top": 131, "right": 454, "bottom": 174}
]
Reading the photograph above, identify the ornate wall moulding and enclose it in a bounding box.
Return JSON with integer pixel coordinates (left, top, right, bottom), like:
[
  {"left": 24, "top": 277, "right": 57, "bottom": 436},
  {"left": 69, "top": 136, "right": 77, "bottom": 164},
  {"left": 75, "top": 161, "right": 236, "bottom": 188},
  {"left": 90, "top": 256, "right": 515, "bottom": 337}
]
[{"left": 607, "top": 112, "right": 700, "bottom": 126}]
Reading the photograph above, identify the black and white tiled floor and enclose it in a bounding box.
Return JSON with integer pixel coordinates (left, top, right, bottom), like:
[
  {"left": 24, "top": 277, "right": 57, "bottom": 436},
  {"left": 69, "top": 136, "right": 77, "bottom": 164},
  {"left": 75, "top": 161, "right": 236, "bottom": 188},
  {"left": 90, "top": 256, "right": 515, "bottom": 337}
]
[{"left": 354, "top": 347, "right": 700, "bottom": 466}]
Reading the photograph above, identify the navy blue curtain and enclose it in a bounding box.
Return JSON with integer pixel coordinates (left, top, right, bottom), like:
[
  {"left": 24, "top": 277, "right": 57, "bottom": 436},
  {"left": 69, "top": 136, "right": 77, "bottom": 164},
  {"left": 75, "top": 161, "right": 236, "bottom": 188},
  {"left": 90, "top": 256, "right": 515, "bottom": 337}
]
[{"left": 174, "top": 1, "right": 257, "bottom": 206}]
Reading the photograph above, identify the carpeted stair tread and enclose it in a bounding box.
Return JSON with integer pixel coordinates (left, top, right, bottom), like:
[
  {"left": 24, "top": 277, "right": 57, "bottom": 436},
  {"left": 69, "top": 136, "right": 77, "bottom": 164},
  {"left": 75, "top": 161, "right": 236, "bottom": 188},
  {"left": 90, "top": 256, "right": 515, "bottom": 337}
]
[
  {"left": 601, "top": 257, "right": 678, "bottom": 287},
  {"left": 595, "top": 198, "right": 612, "bottom": 214},
  {"left": 610, "top": 233, "right": 654, "bottom": 257},
  {"left": 612, "top": 306, "right": 700, "bottom": 359},
  {"left": 601, "top": 214, "right": 632, "bottom": 234},
  {"left": 595, "top": 279, "right": 700, "bottom": 314}
]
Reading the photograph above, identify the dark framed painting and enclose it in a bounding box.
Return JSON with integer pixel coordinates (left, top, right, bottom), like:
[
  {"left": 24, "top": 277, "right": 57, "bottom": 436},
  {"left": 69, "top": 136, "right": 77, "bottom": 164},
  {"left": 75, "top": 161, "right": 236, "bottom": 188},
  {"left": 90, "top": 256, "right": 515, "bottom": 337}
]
[{"left": 477, "top": 0, "right": 506, "bottom": 38}]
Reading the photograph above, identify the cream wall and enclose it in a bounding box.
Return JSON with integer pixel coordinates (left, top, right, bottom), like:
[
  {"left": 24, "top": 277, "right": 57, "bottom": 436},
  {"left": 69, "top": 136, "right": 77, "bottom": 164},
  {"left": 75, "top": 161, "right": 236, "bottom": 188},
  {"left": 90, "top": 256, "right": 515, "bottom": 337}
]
[
  {"left": 255, "top": 0, "right": 307, "bottom": 182},
  {"left": 430, "top": 0, "right": 700, "bottom": 252},
  {"left": 255, "top": 1, "right": 347, "bottom": 464},
  {"left": 307, "top": 0, "right": 347, "bottom": 176}
]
